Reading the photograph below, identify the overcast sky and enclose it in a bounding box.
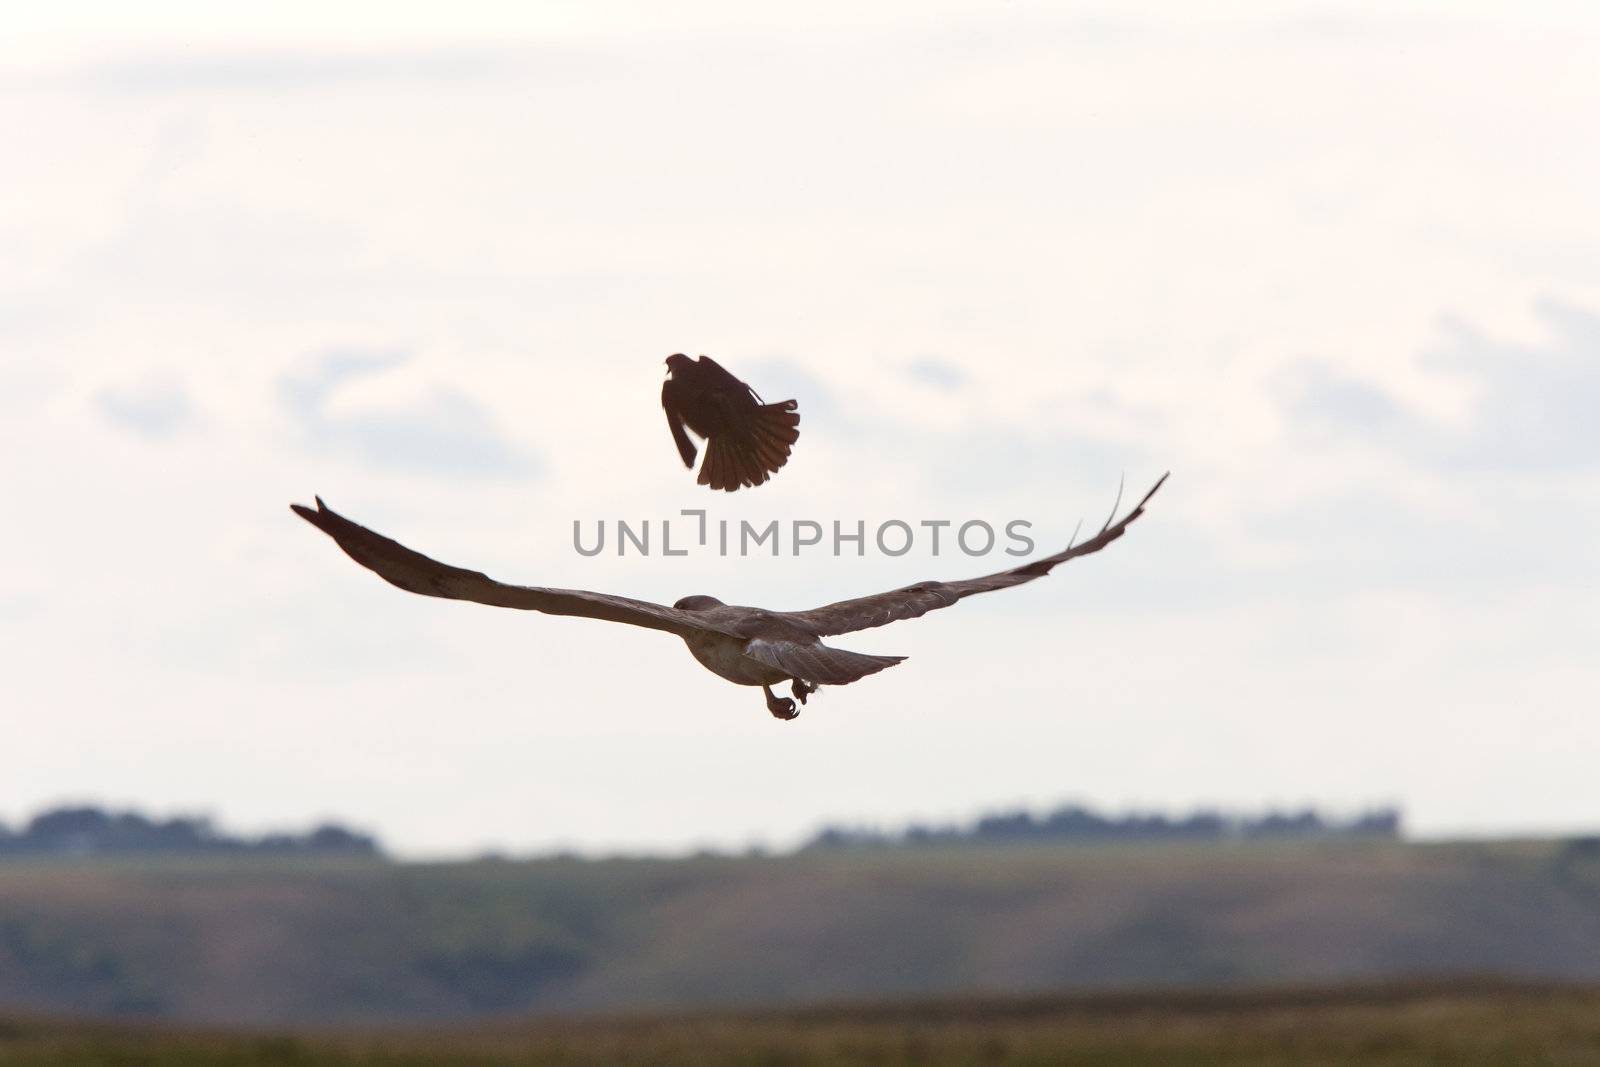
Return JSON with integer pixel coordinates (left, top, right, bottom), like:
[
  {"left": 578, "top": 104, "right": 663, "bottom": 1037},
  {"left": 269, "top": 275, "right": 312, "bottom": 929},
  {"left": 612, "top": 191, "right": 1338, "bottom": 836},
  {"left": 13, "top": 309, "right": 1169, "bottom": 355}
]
[{"left": 3, "top": 2, "right": 1598, "bottom": 857}]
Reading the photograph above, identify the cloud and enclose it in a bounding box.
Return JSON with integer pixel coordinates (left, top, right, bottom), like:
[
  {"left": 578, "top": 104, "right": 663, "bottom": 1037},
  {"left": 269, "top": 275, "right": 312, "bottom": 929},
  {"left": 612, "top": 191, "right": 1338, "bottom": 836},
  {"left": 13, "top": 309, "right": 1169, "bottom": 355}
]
[
  {"left": 1245, "top": 483, "right": 1598, "bottom": 596},
  {"left": 0, "top": 592, "right": 42, "bottom": 625},
  {"left": 1277, "top": 362, "right": 1404, "bottom": 437},
  {"left": 1260, "top": 11, "right": 1467, "bottom": 45},
  {"left": 1277, "top": 299, "right": 1600, "bottom": 473},
  {"left": 65, "top": 47, "right": 573, "bottom": 94},
  {"left": 279, "top": 351, "right": 539, "bottom": 481},
  {"left": 95, "top": 377, "right": 194, "bottom": 440},
  {"left": 905, "top": 356, "right": 968, "bottom": 390},
  {"left": 1424, "top": 300, "right": 1600, "bottom": 472},
  {"left": 736, "top": 354, "right": 1141, "bottom": 506},
  {"left": 1246, "top": 299, "right": 1600, "bottom": 602}
]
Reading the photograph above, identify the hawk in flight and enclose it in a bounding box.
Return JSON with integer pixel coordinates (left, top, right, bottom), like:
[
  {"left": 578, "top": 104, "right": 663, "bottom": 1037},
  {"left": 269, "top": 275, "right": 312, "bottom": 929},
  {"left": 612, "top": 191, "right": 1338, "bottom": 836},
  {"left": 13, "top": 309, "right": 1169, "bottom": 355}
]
[
  {"left": 662, "top": 354, "right": 800, "bottom": 491},
  {"left": 291, "top": 475, "right": 1165, "bottom": 720}
]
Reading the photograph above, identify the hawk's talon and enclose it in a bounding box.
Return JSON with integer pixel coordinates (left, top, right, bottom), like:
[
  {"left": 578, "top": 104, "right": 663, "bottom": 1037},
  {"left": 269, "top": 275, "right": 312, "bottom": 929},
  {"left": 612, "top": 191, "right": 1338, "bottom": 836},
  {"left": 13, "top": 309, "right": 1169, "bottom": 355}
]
[
  {"left": 791, "top": 679, "right": 818, "bottom": 705},
  {"left": 763, "top": 685, "right": 799, "bottom": 720}
]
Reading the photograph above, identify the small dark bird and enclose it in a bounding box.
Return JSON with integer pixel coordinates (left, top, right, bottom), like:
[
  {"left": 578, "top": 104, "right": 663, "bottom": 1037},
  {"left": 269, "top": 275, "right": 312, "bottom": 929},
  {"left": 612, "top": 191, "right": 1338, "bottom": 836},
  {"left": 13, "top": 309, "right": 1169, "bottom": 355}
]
[
  {"left": 661, "top": 354, "right": 800, "bottom": 491},
  {"left": 290, "top": 474, "right": 1166, "bottom": 721}
]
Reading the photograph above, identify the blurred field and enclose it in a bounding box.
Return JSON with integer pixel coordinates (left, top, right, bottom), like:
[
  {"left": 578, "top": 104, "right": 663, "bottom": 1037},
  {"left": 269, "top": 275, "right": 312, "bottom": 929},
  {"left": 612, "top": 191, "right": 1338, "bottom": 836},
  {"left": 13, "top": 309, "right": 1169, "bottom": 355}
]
[
  {"left": 4, "top": 980, "right": 1600, "bottom": 1064},
  {"left": 4, "top": 839, "right": 1600, "bottom": 1024}
]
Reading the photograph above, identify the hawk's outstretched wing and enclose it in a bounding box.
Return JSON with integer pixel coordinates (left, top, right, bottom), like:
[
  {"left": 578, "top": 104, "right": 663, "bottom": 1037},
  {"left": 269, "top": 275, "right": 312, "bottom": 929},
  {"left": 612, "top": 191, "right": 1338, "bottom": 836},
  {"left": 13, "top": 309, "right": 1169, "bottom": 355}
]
[
  {"left": 291, "top": 499, "right": 738, "bottom": 639},
  {"left": 782, "top": 473, "right": 1168, "bottom": 638}
]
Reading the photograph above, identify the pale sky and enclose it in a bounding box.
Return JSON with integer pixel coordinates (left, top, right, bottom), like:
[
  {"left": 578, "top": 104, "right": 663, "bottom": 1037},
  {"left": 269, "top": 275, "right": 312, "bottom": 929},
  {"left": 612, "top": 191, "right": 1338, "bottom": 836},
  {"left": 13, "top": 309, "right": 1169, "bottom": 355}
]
[{"left": 3, "top": 2, "right": 1598, "bottom": 857}]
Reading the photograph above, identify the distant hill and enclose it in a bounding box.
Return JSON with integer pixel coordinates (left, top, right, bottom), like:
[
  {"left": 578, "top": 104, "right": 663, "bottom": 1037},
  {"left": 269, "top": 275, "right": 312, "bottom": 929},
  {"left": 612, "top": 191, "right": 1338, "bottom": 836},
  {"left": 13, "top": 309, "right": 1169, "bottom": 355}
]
[
  {"left": 0, "top": 806, "right": 380, "bottom": 860},
  {"left": 806, "top": 804, "right": 1401, "bottom": 849},
  {"left": 4, "top": 837, "right": 1600, "bottom": 1024}
]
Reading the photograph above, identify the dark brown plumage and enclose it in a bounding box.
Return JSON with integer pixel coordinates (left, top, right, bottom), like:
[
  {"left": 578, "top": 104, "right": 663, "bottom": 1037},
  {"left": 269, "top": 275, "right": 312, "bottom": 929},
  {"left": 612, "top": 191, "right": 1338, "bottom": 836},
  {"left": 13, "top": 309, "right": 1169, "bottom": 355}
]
[
  {"left": 661, "top": 354, "right": 800, "bottom": 492},
  {"left": 290, "top": 475, "right": 1166, "bottom": 720}
]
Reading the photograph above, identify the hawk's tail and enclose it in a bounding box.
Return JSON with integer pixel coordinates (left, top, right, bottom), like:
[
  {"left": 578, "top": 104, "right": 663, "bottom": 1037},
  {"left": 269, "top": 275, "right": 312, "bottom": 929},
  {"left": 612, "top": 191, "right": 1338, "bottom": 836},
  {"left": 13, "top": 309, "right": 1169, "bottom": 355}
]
[
  {"left": 745, "top": 638, "right": 905, "bottom": 687},
  {"left": 697, "top": 400, "right": 800, "bottom": 492}
]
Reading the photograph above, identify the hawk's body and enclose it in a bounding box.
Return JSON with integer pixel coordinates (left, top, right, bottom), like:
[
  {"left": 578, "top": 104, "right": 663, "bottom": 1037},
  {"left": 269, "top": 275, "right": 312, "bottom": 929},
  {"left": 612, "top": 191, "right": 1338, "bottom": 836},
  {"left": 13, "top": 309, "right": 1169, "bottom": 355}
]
[
  {"left": 661, "top": 354, "right": 800, "bottom": 492},
  {"left": 682, "top": 629, "right": 791, "bottom": 687},
  {"left": 291, "top": 474, "right": 1165, "bottom": 720}
]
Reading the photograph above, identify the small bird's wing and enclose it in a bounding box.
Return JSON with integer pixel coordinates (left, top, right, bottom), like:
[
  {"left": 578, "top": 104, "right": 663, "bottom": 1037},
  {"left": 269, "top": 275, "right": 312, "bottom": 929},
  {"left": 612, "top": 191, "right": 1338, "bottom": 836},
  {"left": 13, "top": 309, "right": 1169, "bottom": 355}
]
[
  {"left": 660, "top": 378, "right": 699, "bottom": 468},
  {"left": 292, "top": 499, "right": 737, "bottom": 638},
  {"left": 693, "top": 355, "right": 764, "bottom": 402},
  {"left": 744, "top": 639, "right": 905, "bottom": 686},
  {"left": 782, "top": 473, "right": 1168, "bottom": 637}
]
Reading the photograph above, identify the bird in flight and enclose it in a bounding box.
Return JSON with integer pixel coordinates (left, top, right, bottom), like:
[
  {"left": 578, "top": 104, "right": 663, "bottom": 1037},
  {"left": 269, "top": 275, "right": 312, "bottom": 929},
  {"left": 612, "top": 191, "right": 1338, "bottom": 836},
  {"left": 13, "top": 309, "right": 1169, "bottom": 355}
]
[
  {"left": 661, "top": 354, "right": 800, "bottom": 491},
  {"left": 291, "top": 474, "right": 1166, "bottom": 720}
]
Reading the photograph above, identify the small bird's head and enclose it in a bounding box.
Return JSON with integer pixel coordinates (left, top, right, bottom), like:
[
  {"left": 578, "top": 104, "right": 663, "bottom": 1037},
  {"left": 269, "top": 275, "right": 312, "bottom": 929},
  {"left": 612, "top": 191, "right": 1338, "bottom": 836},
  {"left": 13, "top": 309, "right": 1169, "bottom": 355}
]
[
  {"left": 673, "top": 594, "right": 724, "bottom": 611},
  {"left": 665, "top": 353, "right": 694, "bottom": 376}
]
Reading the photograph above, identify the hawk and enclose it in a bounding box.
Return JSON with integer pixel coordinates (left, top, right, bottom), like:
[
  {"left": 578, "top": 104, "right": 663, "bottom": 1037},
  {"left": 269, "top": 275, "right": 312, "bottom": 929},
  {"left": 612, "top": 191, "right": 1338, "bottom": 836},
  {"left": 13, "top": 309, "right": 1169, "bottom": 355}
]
[{"left": 291, "top": 475, "right": 1166, "bottom": 720}]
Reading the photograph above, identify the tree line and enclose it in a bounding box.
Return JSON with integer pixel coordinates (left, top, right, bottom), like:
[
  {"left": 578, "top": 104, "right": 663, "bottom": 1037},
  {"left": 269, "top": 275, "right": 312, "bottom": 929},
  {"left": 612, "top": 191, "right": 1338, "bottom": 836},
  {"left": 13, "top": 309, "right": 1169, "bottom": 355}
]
[
  {"left": 805, "top": 804, "right": 1402, "bottom": 850},
  {"left": 0, "top": 805, "right": 382, "bottom": 859}
]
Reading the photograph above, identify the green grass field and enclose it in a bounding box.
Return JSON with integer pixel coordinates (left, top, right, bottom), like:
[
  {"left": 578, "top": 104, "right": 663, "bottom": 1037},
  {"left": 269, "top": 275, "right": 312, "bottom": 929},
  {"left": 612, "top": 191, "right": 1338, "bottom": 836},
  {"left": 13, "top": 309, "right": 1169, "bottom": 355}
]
[{"left": 3, "top": 981, "right": 1600, "bottom": 1065}]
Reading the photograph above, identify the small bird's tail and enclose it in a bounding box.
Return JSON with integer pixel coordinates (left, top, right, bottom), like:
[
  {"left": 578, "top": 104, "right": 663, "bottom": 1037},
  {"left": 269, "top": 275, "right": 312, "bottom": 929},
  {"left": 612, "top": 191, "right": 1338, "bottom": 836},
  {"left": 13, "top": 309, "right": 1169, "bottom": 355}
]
[{"left": 696, "top": 400, "right": 800, "bottom": 492}]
